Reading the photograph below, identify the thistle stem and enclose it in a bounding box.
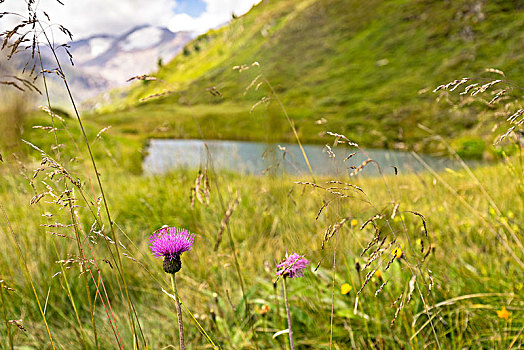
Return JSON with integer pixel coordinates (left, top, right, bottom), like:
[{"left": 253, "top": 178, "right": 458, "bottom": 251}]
[
  {"left": 282, "top": 278, "right": 295, "bottom": 350},
  {"left": 171, "top": 274, "right": 186, "bottom": 350}
]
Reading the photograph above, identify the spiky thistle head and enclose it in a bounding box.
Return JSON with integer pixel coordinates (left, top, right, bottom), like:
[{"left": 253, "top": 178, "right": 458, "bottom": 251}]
[
  {"left": 149, "top": 227, "right": 195, "bottom": 274},
  {"left": 276, "top": 253, "right": 309, "bottom": 279}
]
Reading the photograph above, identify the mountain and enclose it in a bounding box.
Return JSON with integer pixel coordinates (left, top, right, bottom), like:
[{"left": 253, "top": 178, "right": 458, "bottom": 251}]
[
  {"left": 91, "top": 0, "right": 523, "bottom": 153},
  {"left": 2, "top": 25, "right": 194, "bottom": 106},
  {"left": 60, "top": 26, "right": 194, "bottom": 91}
]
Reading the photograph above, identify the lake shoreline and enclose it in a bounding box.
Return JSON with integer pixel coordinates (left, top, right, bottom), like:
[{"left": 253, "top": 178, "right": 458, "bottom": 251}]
[{"left": 142, "top": 138, "right": 483, "bottom": 177}]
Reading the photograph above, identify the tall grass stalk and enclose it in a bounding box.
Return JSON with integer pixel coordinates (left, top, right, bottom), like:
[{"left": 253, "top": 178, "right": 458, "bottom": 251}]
[
  {"left": 35, "top": 76, "right": 90, "bottom": 348},
  {"left": 34, "top": 38, "right": 124, "bottom": 348},
  {"left": 171, "top": 274, "right": 186, "bottom": 350},
  {"left": 0, "top": 202, "right": 56, "bottom": 349},
  {"left": 70, "top": 202, "right": 124, "bottom": 349},
  {"left": 0, "top": 280, "right": 13, "bottom": 350},
  {"left": 50, "top": 240, "right": 88, "bottom": 348},
  {"left": 36, "top": 17, "right": 144, "bottom": 346}
]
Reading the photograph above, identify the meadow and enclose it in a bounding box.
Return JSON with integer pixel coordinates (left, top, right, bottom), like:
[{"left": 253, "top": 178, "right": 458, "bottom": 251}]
[
  {"left": 1, "top": 0, "right": 523, "bottom": 349},
  {"left": 0, "top": 88, "right": 523, "bottom": 348}
]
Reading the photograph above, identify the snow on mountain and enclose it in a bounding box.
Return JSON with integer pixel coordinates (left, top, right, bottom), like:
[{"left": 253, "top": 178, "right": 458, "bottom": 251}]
[
  {"left": 44, "top": 25, "right": 194, "bottom": 105},
  {"left": 76, "top": 26, "right": 193, "bottom": 87},
  {"left": 65, "top": 35, "right": 114, "bottom": 63},
  {"left": 120, "top": 26, "right": 164, "bottom": 51}
]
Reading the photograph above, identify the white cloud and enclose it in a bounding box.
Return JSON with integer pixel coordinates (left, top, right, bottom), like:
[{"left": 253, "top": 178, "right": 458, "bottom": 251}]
[
  {"left": 168, "top": 0, "right": 260, "bottom": 34},
  {"left": 0, "top": 0, "right": 261, "bottom": 41},
  {"left": 2, "top": 0, "right": 173, "bottom": 40}
]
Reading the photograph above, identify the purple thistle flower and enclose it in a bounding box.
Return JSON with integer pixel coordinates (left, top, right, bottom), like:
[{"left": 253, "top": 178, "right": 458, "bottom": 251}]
[
  {"left": 276, "top": 253, "right": 309, "bottom": 279},
  {"left": 149, "top": 227, "right": 195, "bottom": 274}
]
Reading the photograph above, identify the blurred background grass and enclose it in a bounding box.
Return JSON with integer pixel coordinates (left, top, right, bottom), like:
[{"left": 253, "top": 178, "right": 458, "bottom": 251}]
[{"left": 0, "top": 111, "right": 522, "bottom": 347}]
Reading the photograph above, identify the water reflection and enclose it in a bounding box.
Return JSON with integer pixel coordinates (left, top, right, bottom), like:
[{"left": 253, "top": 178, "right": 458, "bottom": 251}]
[{"left": 143, "top": 139, "right": 473, "bottom": 177}]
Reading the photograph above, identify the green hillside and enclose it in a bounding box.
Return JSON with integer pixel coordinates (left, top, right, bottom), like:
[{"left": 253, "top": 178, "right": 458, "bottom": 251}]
[{"left": 91, "top": 0, "right": 523, "bottom": 154}]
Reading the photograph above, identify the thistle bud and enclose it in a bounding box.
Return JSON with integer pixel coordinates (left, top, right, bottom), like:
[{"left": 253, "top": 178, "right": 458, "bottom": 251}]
[{"left": 163, "top": 254, "right": 182, "bottom": 274}]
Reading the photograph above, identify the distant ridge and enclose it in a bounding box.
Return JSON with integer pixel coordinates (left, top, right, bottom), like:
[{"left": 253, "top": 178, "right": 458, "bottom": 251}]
[{"left": 50, "top": 25, "right": 194, "bottom": 102}]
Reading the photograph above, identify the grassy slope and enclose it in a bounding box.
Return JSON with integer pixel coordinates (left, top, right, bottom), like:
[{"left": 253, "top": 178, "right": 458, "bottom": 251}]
[
  {"left": 1, "top": 78, "right": 522, "bottom": 348},
  {"left": 90, "top": 0, "right": 523, "bottom": 153},
  {"left": 1, "top": 105, "right": 522, "bottom": 348},
  {"left": 0, "top": 145, "right": 522, "bottom": 348}
]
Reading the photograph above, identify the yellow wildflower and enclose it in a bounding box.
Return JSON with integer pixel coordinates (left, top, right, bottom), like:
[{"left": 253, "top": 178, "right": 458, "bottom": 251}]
[
  {"left": 393, "top": 247, "right": 403, "bottom": 259},
  {"left": 496, "top": 306, "right": 512, "bottom": 320},
  {"left": 341, "top": 283, "right": 352, "bottom": 295},
  {"left": 351, "top": 219, "right": 358, "bottom": 227},
  {"left": 375, "top": 270, "right": 383, "bottom": 280}
]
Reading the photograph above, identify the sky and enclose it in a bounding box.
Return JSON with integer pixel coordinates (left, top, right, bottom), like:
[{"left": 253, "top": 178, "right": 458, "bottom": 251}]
[{"left": 1, "top": 0, "right": 261, "bottom": 40}]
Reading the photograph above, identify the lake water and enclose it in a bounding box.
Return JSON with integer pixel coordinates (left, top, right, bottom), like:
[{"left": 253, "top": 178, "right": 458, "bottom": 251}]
[{"left": 143, "top": 139, "right": 474, "bottom": 177}]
